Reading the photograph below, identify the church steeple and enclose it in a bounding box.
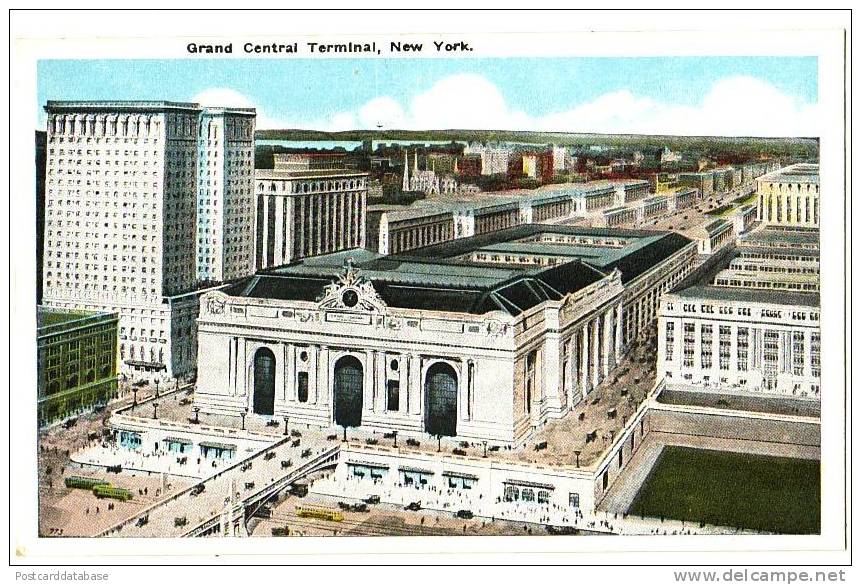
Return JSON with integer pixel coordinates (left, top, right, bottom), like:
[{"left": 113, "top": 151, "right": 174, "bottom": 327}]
[{"left": 402, "top": 149, "right": 410, "bottom": 191}]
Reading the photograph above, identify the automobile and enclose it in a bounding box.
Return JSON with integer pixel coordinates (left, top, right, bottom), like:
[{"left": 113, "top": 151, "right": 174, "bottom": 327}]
[
  {"left": 456, "top": 509, "right": 474, "bottom": 519},
  {"left": 363, "top": 495, "right": 380, "bottom": 505},
  {"left": 289, "top": 483, "right": 308, "bottom": 497},
  {"left": 337, "top": 501, "right": 352, "bottom": 511},
  {"left": 135, "top": 515, "right": 149, "bottom": 527},
  {"left": 350, "top": 502, "right": 369, "bottom": 513},
  {"left": 264, "top": 451, "right": 276, "bottom": 461},
  {"left": 280, "top": 460, "right": 292, "bottom": 469},
  {"left": 190, "top": 484, "right": 205, "bottom": 496},
  {"left": 405, "top": 502, "right": 422, "bottom": 511},
  {"left": 174, "top": 516, "right": 187, "bottom": 528},
  {"left": 255, "top": 505, "right": 272, "bottom": 519}
]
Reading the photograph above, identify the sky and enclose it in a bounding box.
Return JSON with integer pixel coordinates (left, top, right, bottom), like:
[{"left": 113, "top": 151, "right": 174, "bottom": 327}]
[{"left": 37, "top": 57, "right": 818, "bottom": 137}]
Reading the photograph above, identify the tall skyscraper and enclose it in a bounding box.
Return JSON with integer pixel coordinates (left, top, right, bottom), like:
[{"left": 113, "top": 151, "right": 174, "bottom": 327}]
[{"left": 41, "top": 101, "right": 256, "bottom": 379}]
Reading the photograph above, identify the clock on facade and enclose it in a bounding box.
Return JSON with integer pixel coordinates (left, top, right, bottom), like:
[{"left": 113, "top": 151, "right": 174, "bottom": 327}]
[{"left": 341, "top": 289, "right": 359, "bottom": 308}]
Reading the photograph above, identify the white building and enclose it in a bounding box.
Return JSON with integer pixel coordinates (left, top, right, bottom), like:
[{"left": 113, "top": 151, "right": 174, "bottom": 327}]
[
  {"left": 463, "top": 143, "right": 512, "bottom": 175},
  {"left": 255, "top": 154, "right": 368, "bottom": 270},
  {"left": 658, "top": 228, "right": 821, "bottom": 399},
  {"left": 756, "top": 163, "right": 820, "bottom": 227},
  {"left": 195, "top": 225, "right": 696, "bottom": 444},
  {"left": 196, "top": 108, "right": 256, "bottom": 283},
  {"left": 42, "top": 100, "right": 256, "bottom": 379}
]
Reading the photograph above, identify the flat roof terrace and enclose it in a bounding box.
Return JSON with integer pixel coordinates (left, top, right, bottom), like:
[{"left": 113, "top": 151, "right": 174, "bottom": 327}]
[{"left": 668, "top": 245, "right": 820, "bottom": 308}]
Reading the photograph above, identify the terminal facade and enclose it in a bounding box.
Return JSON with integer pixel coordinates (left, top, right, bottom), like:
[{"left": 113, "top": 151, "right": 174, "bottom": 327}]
[{"left": 195, "top": 225, "right": 697, "bottom": 444}]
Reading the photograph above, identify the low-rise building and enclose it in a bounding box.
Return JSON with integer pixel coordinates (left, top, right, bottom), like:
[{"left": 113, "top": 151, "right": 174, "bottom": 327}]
[
  {"left": 755, "top": 163, "right": 820, "bottom": 227},
  {"left": 37, "top": 307, "right": 118, "bottom": 426},
  {"left": 657, "top": 228, "right": 820, "bottom": 400},
  {"left": 255, "top": 154, "right": 369, "bottom": 270}
]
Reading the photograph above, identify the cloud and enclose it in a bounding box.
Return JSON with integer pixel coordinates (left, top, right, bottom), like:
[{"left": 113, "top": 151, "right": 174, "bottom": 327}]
[
  {"left": 191, "top": 75, "right": 819, "bottom": 137},
  {"left": 190, "top": 87, "right": 286, "bottom": 130},
  {"left": 331, "top": 74, "right": 818, "bottom": 137}
]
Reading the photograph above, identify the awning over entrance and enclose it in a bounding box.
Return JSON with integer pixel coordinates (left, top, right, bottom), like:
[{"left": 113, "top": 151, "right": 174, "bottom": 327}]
[
  {"left": 124, "top": 360, "right": 167, "bottom": 371},
  {"left": 198, "top": 441, "right": 236, "bottom": 451},
  {"left": 398, "top": 466, "right": 434, "bottom": 475},
  {"left": 346, "top": 460, "right": 389, "bottom": 469},
  {"left": 442, "top": 471, "right": 479, "bottom": 481},
  {"left": 503, "top": 479, "right": 555, "bottom": 490}
]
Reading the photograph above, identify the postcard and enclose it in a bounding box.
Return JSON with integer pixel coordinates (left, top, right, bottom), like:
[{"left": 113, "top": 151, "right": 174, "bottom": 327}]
[{"left": 7, "top": 8, "right": 851, "bottom": 576}]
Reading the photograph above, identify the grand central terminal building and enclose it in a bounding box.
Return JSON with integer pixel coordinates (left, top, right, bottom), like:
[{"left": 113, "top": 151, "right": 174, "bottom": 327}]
[{"left": 194, "top": 225, "right": 697, "bottom": 444}]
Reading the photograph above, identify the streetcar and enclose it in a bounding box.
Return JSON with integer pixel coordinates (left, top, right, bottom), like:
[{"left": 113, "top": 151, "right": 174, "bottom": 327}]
[
  {"left": 64, "top": 475, "right": 110, "bottom": 490},
  {"left": 295, "top": 506, "right": 344, "bottom": 522},
  {"left": 92, "top": 484, "right": 134, "bottom": 501}
]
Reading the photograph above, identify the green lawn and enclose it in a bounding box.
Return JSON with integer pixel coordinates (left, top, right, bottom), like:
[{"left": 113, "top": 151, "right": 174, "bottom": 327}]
[{"left": 627, "top": 446, "right": 820, "bottom": 534}]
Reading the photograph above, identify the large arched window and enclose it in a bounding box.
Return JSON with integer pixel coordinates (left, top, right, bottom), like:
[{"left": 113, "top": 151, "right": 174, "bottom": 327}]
[
  {"left": 333, "top": 355, "right": 363, "bottom": 428},
  {"left": 252, "top": 347, "right": 276, "bottom": 416},
  {"left": 424, "top": 362, "right": 458, "bottom": 437}
]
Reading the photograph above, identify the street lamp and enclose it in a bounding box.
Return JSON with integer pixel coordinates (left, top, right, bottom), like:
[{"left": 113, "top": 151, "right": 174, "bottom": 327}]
[
  {"left": 192, "top": 407, "right": 200, "bottom": 424},
  {"left": 341, "top": 425, "right": 348, "bottom": 442},
  {"left": 283, "top": 416, "right": 289, "bottom": 436},
  {"left": 239, "top": 409, "right": 247, "bottom": 431},
  {"left": 482, "top": 440, "right": 488, "bottom": 458},
  {"left": 392, "top": 431, "right": 398, "bottom": 449},
  {"left": 154, "top": 379, "right": 160, "bottom": 399},
  {"left": 574, "top": 450, "right": 581, "bottom": 468},
  {"left": 152, "top": 402, "right": 159, "bottom": 420},
  {"left": 436, "top": 434, "right": 442, "bottom": 453},
  {"left": 131, "top": 387, "right": 139, "bottom": 412}
]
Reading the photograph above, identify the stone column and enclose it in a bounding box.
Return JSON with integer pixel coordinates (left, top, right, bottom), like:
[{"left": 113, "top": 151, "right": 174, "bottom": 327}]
[
  {"left": 408, "top": 354, "right": 422, "bottom": 415},
  {"left": 286, "top": 345, "right": 296, "bottom": 401},
  {"left": 281, "top": 343, "right": 290, "bottom": 401},
  {"left": 399, "top": 355, "right": 409, "bottom": 414},
  {"left": 375, "top": 352, "right": 387, "bottom": 412},
  {"left": 591, "top": 317, "right": 601, "bottom": 388},
  {"left": 309, "top": 346, "right": 319, "bottom": 404},
  {"left": 273, "top": 196, "right": 284, "bottom": 266},
  {"left": 569, "top": 336, "right": 579, "bottom": 408},
  {"left": 580, "top": 324, "right": 590, "bottom": 398},
  {"left": 459, "top": 359, "right": 470, "bottom": 422},
  {"left": 318, "top": 346, "right": 330, "bottom": 405},
  {"left": 363, "top": 350, "right": 374, "bottom": 413},
  {"left": 615, "top": 301, "right": 624, "bottom": 359},
  {"left": 602, "top": 309, "right": 614, "bottom": 376},
  {"left": 237, "top": 340, "right": 247, "bottom": 398}
]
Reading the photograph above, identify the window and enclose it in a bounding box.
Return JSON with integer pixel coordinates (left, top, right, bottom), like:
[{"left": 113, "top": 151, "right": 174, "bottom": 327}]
[
  {"left": 665, "top": 321, "right": 675, "bottom": 361},
  {"left": 387, "top": 380, "right": 400, "bottom": 411},
  {"left": 701, "top": 325, "right": 713, "bottom": 369},
  {"left": 569, "top": 493, "right": 580, "bottom": 509},
  {"left": 504, "top": 485, "right": 519, "bottom": 502},
  {"left": 683, "top": 322, "right": 695, "bottom": 368},
  {"left": 297, "top": 371, "right": 309, "bottom": 403}
]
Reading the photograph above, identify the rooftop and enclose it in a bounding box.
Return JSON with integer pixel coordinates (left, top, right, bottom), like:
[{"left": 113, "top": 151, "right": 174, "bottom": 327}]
[
  {"left": 37, "top": 306, "right": 117, "bottom": 335},
  {"left": 224, "top": 225, "right": 693, "bottom": 315},
  {"left": 44, "top": 100, "right": 256, "bottom": 116},
  {"left": 757, "top": 163, "right": 820, "bottom": 185},
  {"left": 667, "top": 244, "right": 820, "bottom": 308}
]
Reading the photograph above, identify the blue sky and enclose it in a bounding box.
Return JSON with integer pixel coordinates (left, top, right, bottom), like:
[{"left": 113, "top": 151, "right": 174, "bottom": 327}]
[{"left": 37, "top": 57, "right": 819, "bottom": 136}]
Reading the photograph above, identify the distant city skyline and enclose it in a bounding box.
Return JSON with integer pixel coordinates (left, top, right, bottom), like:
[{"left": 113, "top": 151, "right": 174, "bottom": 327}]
[{"left": 37, "top": 56, "right": 818, "bottom": 137}]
